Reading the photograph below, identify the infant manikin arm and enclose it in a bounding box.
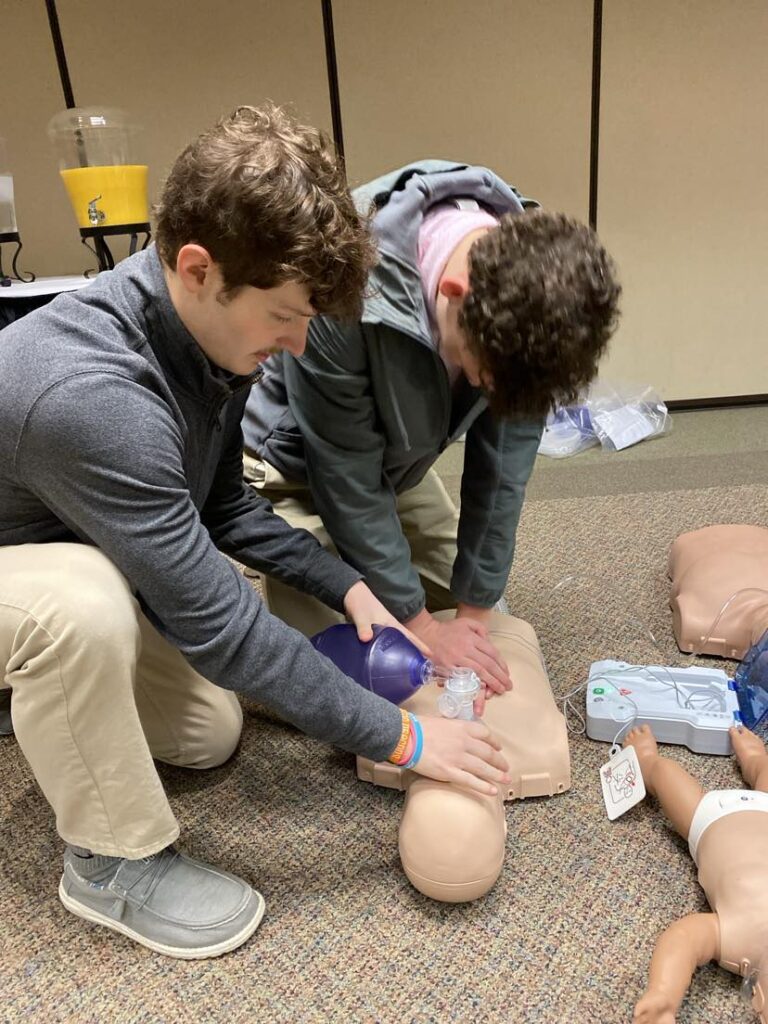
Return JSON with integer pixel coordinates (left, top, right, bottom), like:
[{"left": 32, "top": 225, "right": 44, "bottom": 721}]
[{"left": 635, "top": 913, "right": 720, "bottom": 1023}]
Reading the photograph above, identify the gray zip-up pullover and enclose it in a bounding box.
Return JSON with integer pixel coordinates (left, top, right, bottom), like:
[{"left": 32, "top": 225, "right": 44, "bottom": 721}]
[
  {"left": 243, "top": 160, "right": 544, "bottom": 621},
  {"left": 0, "top": 246, "right": 403, "bottom": 761}
]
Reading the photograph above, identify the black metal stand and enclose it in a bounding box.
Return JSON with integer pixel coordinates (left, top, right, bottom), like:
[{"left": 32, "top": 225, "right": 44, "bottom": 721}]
[
  {"left": 0, "top": 231, "right": 36, "bottom": 285},
  {"left": 589, "top": 0, "right": 603, "bottom": 230},
  {"left": 79, "top": 222, "right": 151, "bottom": 275},
  {"left": 321, "top": 0, "right": 345, "bottom": 165}
]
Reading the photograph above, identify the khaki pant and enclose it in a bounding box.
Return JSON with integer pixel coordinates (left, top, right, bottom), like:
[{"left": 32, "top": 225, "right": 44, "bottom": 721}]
[
  {"left": 0, "top": 543, "right": 242, "bottom": 859},
  {"left": 243, "top": 453, "right": 460, "bottom": 636}
]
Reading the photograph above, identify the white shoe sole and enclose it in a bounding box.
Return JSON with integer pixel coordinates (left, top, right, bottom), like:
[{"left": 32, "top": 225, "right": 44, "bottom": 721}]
[{"left": 59, "top": 878, "right": 265, "bottom": 959}]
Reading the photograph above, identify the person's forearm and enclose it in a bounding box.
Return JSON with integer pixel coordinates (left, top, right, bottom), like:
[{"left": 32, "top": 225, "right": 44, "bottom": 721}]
[
  {"left": 403, "top": 607, "right": 434, "bottom": 636},
  {"left": 203, "top": 463, "right": 363, "bottom": 610},
  {"left": 456, "top": 602, "right": 493, "bottom": 625},
  {"left": 201, "top": 415, "right": 364, "bottom": 610}
]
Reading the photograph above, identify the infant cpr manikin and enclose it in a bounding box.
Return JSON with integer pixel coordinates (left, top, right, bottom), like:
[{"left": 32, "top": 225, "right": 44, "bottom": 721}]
[
  {"left": 356, "top": 610, "right": 571, "bottom": 902},
  {"left": 669, "top": 525, "right": 768, "bottom": 659},
  {"left": 626, "top": 723, "right": 768, "bottom": 1024}
]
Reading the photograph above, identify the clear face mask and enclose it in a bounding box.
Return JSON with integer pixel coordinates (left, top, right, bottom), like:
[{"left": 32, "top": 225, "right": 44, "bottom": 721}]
[
  {"left": 437, "top": 667, "right": 481, "bottom": 721},
  {"left": 741, "top": 967, "right": 766, "bottom": 1019}
]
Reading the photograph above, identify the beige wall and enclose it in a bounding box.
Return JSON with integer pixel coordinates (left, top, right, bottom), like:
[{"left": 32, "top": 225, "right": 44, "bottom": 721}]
[
  {"left": 333, "top": 0, "right": 593, "bottom": 219},
  {"left": 3, "top": 0, "right": 765, "bottom": 399},
  {"left": 598, "top": 0, "right": 768, "bottom": 400},
  {"left": 3, "top": 0, "right": 331, "bottom": 276}
]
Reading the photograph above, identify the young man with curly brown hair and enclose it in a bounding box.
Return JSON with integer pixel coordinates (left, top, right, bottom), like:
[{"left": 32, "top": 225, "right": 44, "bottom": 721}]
[
  {"left": 0, "top": 130, "right": 510, "bottom": 958},
  {"left": 243, "top": 160, "right": 621, "bottom": 692}
]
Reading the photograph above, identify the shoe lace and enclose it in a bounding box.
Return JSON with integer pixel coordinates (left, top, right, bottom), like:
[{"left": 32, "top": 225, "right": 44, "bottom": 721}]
[{"left": 124, "top": 847, "right": 180, "bottom": 911}]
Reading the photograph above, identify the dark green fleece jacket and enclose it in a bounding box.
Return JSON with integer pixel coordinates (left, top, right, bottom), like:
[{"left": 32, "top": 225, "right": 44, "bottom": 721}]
[{"left": 243, "top": 160, "right": 543, "bottom": 621}]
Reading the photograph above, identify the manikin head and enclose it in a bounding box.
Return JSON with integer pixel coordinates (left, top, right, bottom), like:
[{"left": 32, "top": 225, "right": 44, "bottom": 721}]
[
  {"left": 435, "top": 211, "right": 621, "bottom": 419},
  {"left": 154, "top": 104, "right": 375, "bottom": 376}
]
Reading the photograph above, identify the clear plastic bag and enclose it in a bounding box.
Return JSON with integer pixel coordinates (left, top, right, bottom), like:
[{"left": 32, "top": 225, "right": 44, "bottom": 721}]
[
  {"left": 537, "top": 405, "right": 599, "bottom": 458},
  {"left": 585, "top": 382, "right": 671, "bottom": 452},
  {"left": 538, "top": 383, "right": 672, "bottom": 458}
]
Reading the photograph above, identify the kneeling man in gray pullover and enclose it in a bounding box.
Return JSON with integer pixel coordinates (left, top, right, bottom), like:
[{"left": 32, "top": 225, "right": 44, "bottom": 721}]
[{"left": 0, "top": 105, "right": 508, "bottom": 959}]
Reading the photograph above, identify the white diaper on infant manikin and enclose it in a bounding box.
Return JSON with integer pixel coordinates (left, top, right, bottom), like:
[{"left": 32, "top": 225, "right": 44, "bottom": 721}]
[{"left": 688, "top": 789, "right": 768, "bottom": 862}]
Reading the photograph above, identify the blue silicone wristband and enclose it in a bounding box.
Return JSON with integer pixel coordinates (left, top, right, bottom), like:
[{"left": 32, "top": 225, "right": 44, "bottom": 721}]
[{"left": 401, "top": 714, "right": 424, "bottom": 770}]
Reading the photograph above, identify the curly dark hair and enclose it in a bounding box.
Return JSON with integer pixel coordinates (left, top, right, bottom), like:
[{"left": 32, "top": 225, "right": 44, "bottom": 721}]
[
  {"left": 154, "top": 103, "right": 376, "bottom": 318},
  {"left": 460, "top": 211, "right": 621, "bottom": 418}
]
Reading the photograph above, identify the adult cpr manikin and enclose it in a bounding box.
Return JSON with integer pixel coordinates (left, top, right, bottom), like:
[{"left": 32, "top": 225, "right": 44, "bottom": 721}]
[
  {"left": 669, "top": 525, "right": 768, "bottom": 659},
  {"left": 355, "top": 610, "right": 570, "bottom": 902}
]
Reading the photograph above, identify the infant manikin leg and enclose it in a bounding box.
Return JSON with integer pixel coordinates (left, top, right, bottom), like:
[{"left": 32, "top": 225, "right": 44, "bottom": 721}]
[
  {"left": 358, "top": 610, "right": 570, "bottom": 902},
  {"left": 623, "top": 725, "right": 703, "bottom": 839}
]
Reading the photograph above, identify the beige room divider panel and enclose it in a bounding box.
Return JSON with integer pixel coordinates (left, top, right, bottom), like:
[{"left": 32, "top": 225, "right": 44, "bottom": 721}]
[
  {"left": 598, "top": 0, "right": 768, "bottom": 401},
  {"left": 332, "top": 0, "right": 593, "bottom": 219},
  {"left": 4, "top": 0, "right": 331, "bottom": 277},
  {"left": 2, "top": 1, "right": 86, "bottom": 277}
]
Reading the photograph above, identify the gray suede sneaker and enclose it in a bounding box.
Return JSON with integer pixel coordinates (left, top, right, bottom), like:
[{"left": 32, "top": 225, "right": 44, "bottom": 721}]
[
  {"left": 0, "top": 689, "right": 13, "bottom": 736},
  {"left": 59, "top": 845, "right": 264, "bottom": 958}
]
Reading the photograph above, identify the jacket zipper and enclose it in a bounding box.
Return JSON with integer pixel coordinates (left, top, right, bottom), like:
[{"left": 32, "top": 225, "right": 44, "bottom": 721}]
[{"left": 209, "top": 367, "right": 262, "bottom": 432}]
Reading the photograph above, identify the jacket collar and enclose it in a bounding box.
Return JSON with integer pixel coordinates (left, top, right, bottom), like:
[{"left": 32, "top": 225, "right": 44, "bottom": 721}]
[
  {"left": 133, "top": 246, "right": 261, "bottom": 403},
  {"left": 356, "top": 161, "right": 533, "bottom": 343}
]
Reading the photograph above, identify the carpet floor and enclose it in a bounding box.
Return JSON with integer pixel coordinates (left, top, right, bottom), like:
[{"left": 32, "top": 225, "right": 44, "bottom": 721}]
[{"left": 1, "top": 408, "right": 767, "bottom": 1023}]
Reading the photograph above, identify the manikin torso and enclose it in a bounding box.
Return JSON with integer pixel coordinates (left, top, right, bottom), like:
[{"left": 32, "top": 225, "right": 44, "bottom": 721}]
[
  {"left": 695, "top": 809, "right": 768, "bottom": 974},
  {"left": 669, "top": 525, "right": 768, "bottom": 658}
]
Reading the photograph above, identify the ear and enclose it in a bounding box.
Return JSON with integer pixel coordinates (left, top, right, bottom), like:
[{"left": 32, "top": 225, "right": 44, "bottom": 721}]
[
  {"left": 175, "top": 244, "right": 217, "bottom": 294},
  {"left": 438, "top": 273, "right": 470, "bottom": 302}
]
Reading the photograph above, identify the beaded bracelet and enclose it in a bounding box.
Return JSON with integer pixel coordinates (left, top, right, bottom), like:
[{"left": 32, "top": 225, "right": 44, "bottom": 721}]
[
  {"left": 400, "top": 714, "right": 424, "bottom": 770},
  {"left": 395, "top": 715, "right": 415, "bottom": 766},
  {"left": 387, "top": 708, "right": 411, "bottom": 765}
]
